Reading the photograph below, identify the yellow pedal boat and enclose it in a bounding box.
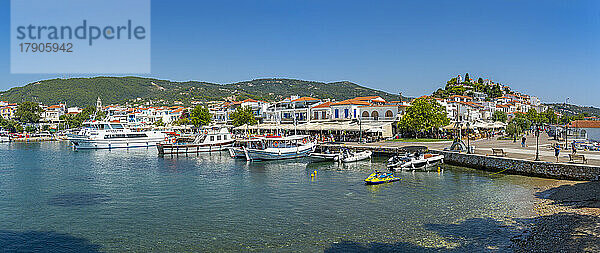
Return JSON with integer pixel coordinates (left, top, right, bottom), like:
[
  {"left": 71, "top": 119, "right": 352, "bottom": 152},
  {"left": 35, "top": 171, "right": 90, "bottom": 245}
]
[{"left": 364, "top": 171, "right": 401, "bottom": 185}]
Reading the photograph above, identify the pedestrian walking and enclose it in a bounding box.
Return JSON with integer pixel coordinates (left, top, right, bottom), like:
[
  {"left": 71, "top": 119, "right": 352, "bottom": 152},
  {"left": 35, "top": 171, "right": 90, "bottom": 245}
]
[
  {"left": 521, "top": 136, "right": 527, "bottom": 147},
  {"left": 572, "top": 141, "right": 577, "bottom": 154},
  {"left": 553, "top": 144, "right": 560, "bottom": 162}
]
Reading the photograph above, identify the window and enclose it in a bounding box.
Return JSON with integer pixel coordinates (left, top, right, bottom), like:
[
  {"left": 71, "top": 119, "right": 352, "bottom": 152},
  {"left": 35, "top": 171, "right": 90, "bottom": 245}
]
[
  {"left": 322, "top": 111, "right": 326, "bottom": 119},
  {"left": 224, "top": 135, "right": 228, "bottom": 140},
  {"left": 353, "top": 109, "right": 356, "bottom": 118},
  {"left": 217, "top": 135, "right": 222, "bottom": 140},
  {"left": 314, "top": 111, "right": 318, "bottom": 119},
  {"left": 362, "top": 111, "right": 369, "bottom": 118},
  {"left": 344, "top": 109, "right": 349, "bottom": 118},
  {"left": 371, "top": 111, "right": 379, "bottom": 120},
  {"left": 210, "top": 136, "right": 215, "bottom": 141},
  {"left": 335, "top": 109, "right": 339, "bottom": 118},
  {"left": 385, "top": 110, "right": 394, "bottom": 118}
]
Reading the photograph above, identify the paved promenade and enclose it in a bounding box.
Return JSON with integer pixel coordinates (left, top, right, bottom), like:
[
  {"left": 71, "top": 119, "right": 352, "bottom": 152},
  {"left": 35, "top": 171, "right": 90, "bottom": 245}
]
[{"left": 355, "top": 132, "right": 600, "bottom": 167}]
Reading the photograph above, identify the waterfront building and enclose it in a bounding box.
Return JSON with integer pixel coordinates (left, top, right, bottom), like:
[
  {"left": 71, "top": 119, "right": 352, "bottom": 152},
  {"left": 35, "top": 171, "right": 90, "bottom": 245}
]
[{"left": 568, "top": 120, "right": 600, "bottom": 142}]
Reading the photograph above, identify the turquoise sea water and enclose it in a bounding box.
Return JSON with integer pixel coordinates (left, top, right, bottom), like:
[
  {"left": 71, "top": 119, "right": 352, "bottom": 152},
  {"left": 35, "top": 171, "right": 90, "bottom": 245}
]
[{"left": 0, "top": 141, "right": 558, "bottom": 252}]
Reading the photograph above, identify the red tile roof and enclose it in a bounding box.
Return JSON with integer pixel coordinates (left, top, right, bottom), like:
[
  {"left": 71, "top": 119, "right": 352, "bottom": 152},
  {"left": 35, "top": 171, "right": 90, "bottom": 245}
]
[
  {"left": 312, "top": 101, "right": 333, "bottom": 109},
  {"left": 330, "top": 99, "right": 371, "bottom": 106},
  {"left": 569, "top": 120, "right": 600, "bottom": 128},
  {"left": 291, "top": 97, "right": 319, "bottom": 102}
]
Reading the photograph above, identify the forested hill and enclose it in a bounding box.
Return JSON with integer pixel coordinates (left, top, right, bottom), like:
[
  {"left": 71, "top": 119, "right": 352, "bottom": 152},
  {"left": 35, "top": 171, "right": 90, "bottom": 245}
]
[
  {"left": 545, "top": 103, "right": 600, "bottom": 117},
  {"left": 0, "top": 77, "right": 403, "bottom": 106}
]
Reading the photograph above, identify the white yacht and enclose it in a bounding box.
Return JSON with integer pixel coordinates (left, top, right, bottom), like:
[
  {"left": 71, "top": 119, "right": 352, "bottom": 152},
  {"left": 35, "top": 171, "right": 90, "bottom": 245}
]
[
  {"left": 157, "top": 128, "right": 234, "bottom": 155},
  {"left": 67, "top": 121, "right": 167, "bottom": 149}
]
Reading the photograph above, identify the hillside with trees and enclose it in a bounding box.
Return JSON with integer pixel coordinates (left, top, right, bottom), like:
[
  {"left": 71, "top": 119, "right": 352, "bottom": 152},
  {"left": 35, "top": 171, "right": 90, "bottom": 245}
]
[
  {"left": 0, "top": 77, "right": 403, "bottom": 106},
  {"left": 432, "top": 73, "right": 507, "bottom": 99}
]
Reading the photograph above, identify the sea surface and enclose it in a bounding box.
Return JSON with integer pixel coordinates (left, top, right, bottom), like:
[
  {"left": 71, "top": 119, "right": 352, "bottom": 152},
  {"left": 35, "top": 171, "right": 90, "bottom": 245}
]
[{"left": 0, "top": 141, "right": 561, "bottom": 252}]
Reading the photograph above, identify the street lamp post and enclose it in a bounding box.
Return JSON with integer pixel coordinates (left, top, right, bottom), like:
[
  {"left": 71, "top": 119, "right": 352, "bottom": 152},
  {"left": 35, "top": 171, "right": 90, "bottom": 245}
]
[
  {"left": 358, "top": 115, "right": 362, "bottom": 143},
  {"left": 466, "top": 122, "right": 471, "bottom": 154},
  {"left": 535, "top": 123, "right": 541, "bottom": 161}
]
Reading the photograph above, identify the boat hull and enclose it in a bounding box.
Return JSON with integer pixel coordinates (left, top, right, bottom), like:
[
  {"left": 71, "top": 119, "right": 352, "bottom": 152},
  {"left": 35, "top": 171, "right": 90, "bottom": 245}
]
[
  {"left": 308, "top": 153, "right": 340, "bottom": 162},
  {"left": 364, "top": 178, "right": 400, "bottom": 185},
  {"left": 244, "top": 143, "right": 316, "bottom": 161},
  {"left": 69, "top": 135, "right": 166, "bottom": 150},
  {"left": 388, "top": 155, "right": 444, "bottom": 171},
  {"left": 341, "top": 151, "right": 372, "bottom": 163},
  {"left": 158, "top": 140, "right": 234, "bottom": 155}
]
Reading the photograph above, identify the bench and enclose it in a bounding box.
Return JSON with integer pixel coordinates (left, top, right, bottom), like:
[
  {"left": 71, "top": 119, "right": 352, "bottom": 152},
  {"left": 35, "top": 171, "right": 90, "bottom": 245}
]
[
  {"left": 491, "top": 148, "right": 507, "bottom": 157},
  {"left": 569, "top": 154, "right": 587, "bottom": 164}
]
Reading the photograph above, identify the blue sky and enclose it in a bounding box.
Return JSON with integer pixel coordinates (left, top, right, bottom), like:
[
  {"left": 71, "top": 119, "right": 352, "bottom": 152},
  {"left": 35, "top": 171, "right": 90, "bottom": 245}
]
[{"left": 1, "top": 0, "right": 599, "bottom": 106}]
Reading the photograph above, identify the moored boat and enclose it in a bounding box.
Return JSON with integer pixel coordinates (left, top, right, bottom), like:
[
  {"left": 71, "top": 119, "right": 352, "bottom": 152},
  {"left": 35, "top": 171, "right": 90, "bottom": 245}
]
[
  {"left": 387, "top": 152, "right": 444, "bottom": 171},
  {"left": 67, "top": 121, "right": 166, "bottom": 149},
  {"left": 364, "top": 171, "right": 400, "bottom": 185},
  {"left": 157, "top": 128, "right": 234, "bottom": 155},
  {"left": 238, "top": 135, "right": 316, "bottom": 161},
  {"left": 340, "top": 149, "right": 372, "bottom": 163}
]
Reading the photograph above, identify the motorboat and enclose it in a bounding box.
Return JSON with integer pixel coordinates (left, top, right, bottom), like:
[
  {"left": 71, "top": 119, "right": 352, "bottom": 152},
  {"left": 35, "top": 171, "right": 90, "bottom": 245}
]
[
  {"left": 340, "top": 149, "right": 372, "bottom": 163},
  {"left": 309, "top": 152, "right": 340, "bottom": 162},
  {"left": 157, "top": 128, "right": 234, "bottom": 155},
  {"left": 233, "top": 135, "right": 316, "bottom": 161},
  {"left": 0, "top": 130, "right": 9, "bottom": 142},
  {"left": 308, "top": 146, "right": 340, "bottom": 162},
  {"left": 364, "top": 171, "right": 400, "bottom": 185},
  {"left": 67, "top": 121, "right": 167, "bottom": 149},
  {"left": 387, "top": 152, "right": 444, "bottom": 171}
]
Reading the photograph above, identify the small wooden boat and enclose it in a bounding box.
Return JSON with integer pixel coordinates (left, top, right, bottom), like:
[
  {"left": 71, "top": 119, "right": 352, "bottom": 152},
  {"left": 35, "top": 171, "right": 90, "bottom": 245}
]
[{"left": 340, "top": 150, "right": 372, "bottom": 163}]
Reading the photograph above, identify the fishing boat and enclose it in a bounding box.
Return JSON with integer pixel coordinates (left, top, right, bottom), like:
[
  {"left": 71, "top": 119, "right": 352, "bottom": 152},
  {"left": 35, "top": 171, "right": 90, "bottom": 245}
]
[
  {"left": 157, "top": 128, "right": 234, "bottom": 155},
  {"left": 387, "top": 152, "right": 444, "bottom": 171},
  {"left": 340, "top": 149, "right": 372, "bottom": 163},
  {"left": 238, "top": 135, "right": 316, "bottom": 161},
  {"left": 228, "top": 138, "right": 263, "bottom": 158},
  {"left": 364, "top": 171, "right": 400, "bottom": 185},
  {"left": 67, "top": 121, "right": 167, "bottom": 149}
]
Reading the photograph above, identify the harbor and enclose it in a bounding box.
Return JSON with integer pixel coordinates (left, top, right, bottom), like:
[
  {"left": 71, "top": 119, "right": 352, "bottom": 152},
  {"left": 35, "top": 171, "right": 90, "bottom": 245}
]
[{"left": 1, "top": 141, "right": 598, "bottom": 252}]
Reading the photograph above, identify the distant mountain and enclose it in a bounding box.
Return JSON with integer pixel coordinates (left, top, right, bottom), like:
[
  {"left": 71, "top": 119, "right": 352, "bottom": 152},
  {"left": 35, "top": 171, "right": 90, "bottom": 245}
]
[
  {"left": 0, "top": 77, "right": 403, "bottom": 107},
  {"left": 545, "top": 103, "right": 600, "bottom": 117}
]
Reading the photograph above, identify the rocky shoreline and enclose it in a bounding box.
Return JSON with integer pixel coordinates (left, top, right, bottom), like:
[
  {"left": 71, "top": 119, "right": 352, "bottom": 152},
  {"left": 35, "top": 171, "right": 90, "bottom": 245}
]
[{"left": 513, "top": 181, "right": 600, "bottom": 252}]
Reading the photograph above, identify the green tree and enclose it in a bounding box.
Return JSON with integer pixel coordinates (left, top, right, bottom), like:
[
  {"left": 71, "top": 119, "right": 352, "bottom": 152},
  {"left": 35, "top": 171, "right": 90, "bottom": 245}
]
[
  {"left": 59, "top": 106, "right": 105, "bottom": 129},
  {"left": 464, "top": 73, "right": 470, "bottom": 83},
  {"left": 172, "top": 117, "right": 190, "bottom": 126},
  {"left": 506, "top": 121, "right": 522, "bottom": 140},
  {"left": 230, "top": 106, "right": 258, "bottom": 127},
  {"left": 492, "top": 111, "right": 507, "bottom": 122},
  {"left": 0, "top": 118, "right": 23, "bottom": 133},
  {"left": 510, "top": 113, "right": 531, "bottom": 132},
  {"left": 24, "top": 125, "right": 37, "bottom": 133},
  {"left": 14, "top": 101, "right": 42, "bottom": 124},
  {"left": 446, "top": 77, "right": 458, "bottom": 88},
  {"left": 543, "top": 108, "right": 558, "bottom": 124},
  {"left": 478, "top": 77, "right": 483, "bottom": 84},
  {"left": 398, "top": 97, "right": 450, "bottom": 137},
  {"left": 189, "top": 105, "right": 212, "bottom": 128},
  {"left": 154, "top": 118, "right": 165, "bottom": 127}
]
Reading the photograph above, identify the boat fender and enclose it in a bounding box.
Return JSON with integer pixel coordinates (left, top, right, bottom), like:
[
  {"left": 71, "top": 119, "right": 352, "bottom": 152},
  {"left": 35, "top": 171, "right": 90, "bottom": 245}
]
[
  {"left": 302, "top": 139, "right": 307, "bottom": 144},
  {"left": 273, "top": 141, "right": 279, "bottom": 147}
]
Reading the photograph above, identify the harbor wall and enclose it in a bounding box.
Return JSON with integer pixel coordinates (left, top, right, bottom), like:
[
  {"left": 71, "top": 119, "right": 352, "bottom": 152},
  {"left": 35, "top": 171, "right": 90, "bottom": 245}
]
[{"left": 431, "top": 150, "right": 600, "bottom": 181}]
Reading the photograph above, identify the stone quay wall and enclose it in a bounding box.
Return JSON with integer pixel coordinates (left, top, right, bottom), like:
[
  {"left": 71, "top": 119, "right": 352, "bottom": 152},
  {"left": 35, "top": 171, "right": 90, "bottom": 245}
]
[{"left": 431, "top": 150, "right": 600, "bottom": 181}]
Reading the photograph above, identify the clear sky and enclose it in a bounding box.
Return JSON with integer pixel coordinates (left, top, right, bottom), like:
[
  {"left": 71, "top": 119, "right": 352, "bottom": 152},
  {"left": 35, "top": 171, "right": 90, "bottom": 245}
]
[{"left": 1, "top": 0, "right": 599, "bottom": 106}]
